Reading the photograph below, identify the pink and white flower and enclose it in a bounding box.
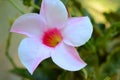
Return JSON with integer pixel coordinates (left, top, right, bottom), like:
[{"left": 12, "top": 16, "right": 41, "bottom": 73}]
[{"left": 10, "top": 0, "right": 93, "bottom": 74}]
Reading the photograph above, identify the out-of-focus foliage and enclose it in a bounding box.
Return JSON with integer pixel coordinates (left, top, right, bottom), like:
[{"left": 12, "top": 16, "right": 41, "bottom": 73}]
[{"left": 7, "top": 0, "right": 120, "bottom": 80}]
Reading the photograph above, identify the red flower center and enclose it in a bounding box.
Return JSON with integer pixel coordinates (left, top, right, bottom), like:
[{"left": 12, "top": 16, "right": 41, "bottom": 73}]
[{"left": 42, "top": 28, "right": 63, "bottom": 47}]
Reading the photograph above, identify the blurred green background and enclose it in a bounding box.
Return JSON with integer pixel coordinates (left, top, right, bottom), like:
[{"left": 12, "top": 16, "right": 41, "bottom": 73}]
[{"left": 0, "top": 0, "right": 120, "bottom": 80}]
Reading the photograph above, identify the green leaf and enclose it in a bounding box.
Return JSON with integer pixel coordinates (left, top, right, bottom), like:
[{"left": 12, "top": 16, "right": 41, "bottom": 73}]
[
  {"left": 32, "top": 68, "right": 49, "bottom": 80},
  {"left": 10, "top": 68, "right": 49, "bottom": 80},
  {"left": 61, "top": 0, "right": 69, "bottom": 5},
  {"left": 10, "top": 68, "right": 33, "bottom": 79},
  {"left": 104, "top": 76, "right": 111, "bottom": 80},
  {"left": 22, "top": 0, "right": 32, "bottom": 7},
  {"left": 101, "top": 49, "right": 120, "bottom": 79},
  {"left": 104, "top": 12, "right": 120, "bottom": 23}
]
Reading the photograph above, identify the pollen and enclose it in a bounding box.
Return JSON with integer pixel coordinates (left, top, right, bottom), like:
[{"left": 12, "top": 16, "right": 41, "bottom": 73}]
[{"left": 42, "top": 28, "right": 63, "bottom": 47}]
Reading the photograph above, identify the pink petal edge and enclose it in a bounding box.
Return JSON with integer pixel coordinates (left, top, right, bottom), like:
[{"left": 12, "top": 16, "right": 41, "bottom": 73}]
[
  {"left": 11, "top": 13, "right": 46, "bottom": 38},
  {"left": 40, "top": 0, "right": 68, "bottom": 28},
  {"left": 62, "top": 16, "right": 93, "bottom": 47},
  {"left": 51, "top": 42, "right": 87, "bottom": 71},
  {"left": 18, "top": 38, "right": 51, "bottom": 74}
]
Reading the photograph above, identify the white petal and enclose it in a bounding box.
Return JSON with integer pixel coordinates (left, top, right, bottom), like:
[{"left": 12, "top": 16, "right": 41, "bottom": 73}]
[
  {"left": 40, "top": 0, "right": 68, "bottom": 28},
  {"left": 62, "top": 17, "right": 93, "bottom": 47},
  {"left": 51, "top": 43, "right": 86, "bottom": 71},
  {"left": 18, "top": 38, "right": 51, "bottom": 74},
  {"left": 11, "top": 13, "right": 46, "bottom": 38}
]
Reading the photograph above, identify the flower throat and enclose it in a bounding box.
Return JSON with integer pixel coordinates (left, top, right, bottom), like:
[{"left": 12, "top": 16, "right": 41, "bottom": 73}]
[{"left": 42, "top": 28, "right": 62, "bottom": 47}]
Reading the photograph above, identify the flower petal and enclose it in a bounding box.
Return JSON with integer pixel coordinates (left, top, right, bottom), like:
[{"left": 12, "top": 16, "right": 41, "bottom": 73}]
[
  {"left": 40, "top": 0, "right": 68, "bottom": 28},
  {"left": 51, "top": 43, "right": 86, "bottom": 71},
  {"left": 18, "top": 38, "right": 51, "bottom": 74},
  {"left": 11, "top": 13, "right": 46, "bottom": 38},
  {"left": 62, "top": 17, "right": 93, "bottom": 47}
]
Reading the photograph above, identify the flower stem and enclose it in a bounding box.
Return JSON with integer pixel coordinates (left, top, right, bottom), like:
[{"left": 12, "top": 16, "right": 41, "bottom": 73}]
[
  {"left": 31, "top": 1, "right": 40, "bottom": 10},
  {"left": 5, "top": 32, "right": 17, "bottom": 68},
  {"left": 66, "top": 5, "right": 71, "bottom": 17},
  {"left": 82, "top": 68, "right": 88, "bottom": 79},
  {"left": 8, "top": 0, "right": 25, "bottom": 14}
]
